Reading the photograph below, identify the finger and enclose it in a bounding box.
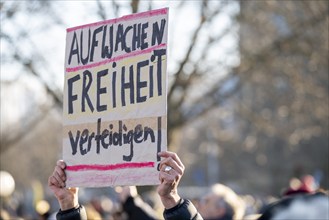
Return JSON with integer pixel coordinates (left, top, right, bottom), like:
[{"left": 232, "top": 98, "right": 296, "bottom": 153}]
[
  {"left": 48, "top": 175, "right": 61, "bottom": 188},
  {"left": 159, "top": 157, "right": 184, "bottom": 175},
  {"left": 48, "top": 175, "right": 55, "bottom": 187},
  {"left": 159, "top": 164, "right": 182, "bottom": 185},
  {"left": 53, "top": 165, "right": 66, "bottom": 186},
  {"left": 159, "top": 171, "right": 176, "bottom": 185},
  {"left": 160, "top": 162, "right": 183, "bottom": 177},
  {"left": 159, "top": 174, "right": 164, "bottom": 183},
  {"left": 52, "top": 170, "right": 65, "bottom": 187},
  {"left": 158, "top": 151, "right": 184, "bottom": 170},
  {"left": 57, "top": 160, "right": 66, "bottom": 169},
  {"left": 55, "top": 165, "right": 66, "bottom": 181}
]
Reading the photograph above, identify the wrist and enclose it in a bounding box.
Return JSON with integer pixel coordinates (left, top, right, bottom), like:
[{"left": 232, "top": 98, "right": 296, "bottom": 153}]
[
  {"left": 160, "top": 193, "right": 181, "bottom": 209},
  {"left": 59, "top": 195, "right": 79, "bottom": 211}
]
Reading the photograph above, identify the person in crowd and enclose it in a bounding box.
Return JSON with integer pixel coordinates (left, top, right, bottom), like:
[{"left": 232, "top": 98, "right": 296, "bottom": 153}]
[
  {"left": 257, "top": 191, "right": 329, "bottom": 220},
  {"left": 48, "top": 151, "right": 203, "bottom": 220},
  {"left": 196, "top": 183, "right": 246, "bottom": 220},
  {"left": 116, "top": 185, "right": 161, "bottom": 219},
  {"left": 0, "top": 209, "right": 11, "bottom": 220},
  {"left": 47, "top": 149, "right": 329, "bottom": 220},
  {"left": 258, "top": 174, "right": 328, "bottom": 220},
  {"left": 282, "top": 174, "right": 317, "bottom": 197}
]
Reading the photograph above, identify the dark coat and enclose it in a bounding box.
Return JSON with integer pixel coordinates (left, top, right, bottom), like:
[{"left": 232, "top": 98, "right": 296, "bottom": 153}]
[{"left": 56, "top": 197, "right": 203, "bottom": 220}]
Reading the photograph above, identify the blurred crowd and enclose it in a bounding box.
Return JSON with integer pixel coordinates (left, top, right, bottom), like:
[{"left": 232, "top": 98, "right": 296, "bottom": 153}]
[{"left": 1, "top": 172, "right": 328, "bottom": 220}]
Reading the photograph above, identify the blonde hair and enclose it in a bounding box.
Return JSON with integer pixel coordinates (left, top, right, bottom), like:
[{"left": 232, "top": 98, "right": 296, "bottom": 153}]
[{"left": 210, "top": 183, "right": 246, "bottom": 220}]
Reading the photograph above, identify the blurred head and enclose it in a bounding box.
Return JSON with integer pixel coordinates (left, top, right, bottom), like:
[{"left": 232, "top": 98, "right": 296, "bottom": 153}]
[
  {"left": 283, "top": 175, "right": 316, "bottom": 197},
  {"left": 198, "top": 184, "right": 245, "bottom": 220},
  {"left": 85, "top": 204, "right": 102, "bottom": 220},
  {"left": 259, "top": 192, "right": 329, "bottom": 220},
  {"left": 1, "top": 209, "right": 11, "bottom": 220},
  {"left": 273, "top": 195, "right": 329, "bottom": 219}
]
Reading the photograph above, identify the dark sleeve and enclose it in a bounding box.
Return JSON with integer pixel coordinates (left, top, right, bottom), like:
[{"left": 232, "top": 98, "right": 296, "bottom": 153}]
[
  {"left": 163, "top": 199, "right": 203, "bottom": 220},
  {"left": 122, "top": 196, "right": 158, "bottom": 220},
  {"left": 56, "top": 205, "right": 87, "bottom": 220}
]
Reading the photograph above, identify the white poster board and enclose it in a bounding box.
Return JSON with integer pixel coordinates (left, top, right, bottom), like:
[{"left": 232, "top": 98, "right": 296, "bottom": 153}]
[{"left": 63, "top": 8, "right": 168, "bottom": 187}]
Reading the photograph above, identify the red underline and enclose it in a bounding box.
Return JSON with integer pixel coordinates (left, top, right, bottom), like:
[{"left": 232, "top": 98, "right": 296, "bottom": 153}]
[
  {"left": 66, "top": 43, "right": 166, "bottom": 73},
  {"left": 66, "top": 161, "right": 155, "bottom": 171}
]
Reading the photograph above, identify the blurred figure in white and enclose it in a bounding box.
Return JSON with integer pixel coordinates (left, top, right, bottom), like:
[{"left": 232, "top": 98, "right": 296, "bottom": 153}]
[{"left": 197, "top": 183, "right": 246, "bottom": 220}]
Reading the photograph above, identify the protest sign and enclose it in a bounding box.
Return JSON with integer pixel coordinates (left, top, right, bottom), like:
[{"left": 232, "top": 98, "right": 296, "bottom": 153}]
[{"left": 63, "top": 8, "right": 168, "bottom": 187}]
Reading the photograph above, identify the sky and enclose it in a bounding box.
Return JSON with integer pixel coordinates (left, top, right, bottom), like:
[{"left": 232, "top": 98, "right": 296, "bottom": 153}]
[{"left": 0, "top": 1, "right": 239, "bottom": 130}]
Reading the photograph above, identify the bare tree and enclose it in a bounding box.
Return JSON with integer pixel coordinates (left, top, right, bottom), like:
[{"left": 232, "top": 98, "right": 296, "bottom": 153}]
[
  {"left": 176, "top": 0, "right": 328, "bottom": 193},
  {"left": 1, "top": 0, "right": 240, "bottom": 151},
  {"left": 0, "top": 0, "right": 327, "bottom": 196}
]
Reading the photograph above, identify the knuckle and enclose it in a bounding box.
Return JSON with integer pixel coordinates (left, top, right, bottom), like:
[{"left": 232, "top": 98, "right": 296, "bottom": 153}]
[{"left": 177, "top": 168, "right": 184, "bottom": 175}]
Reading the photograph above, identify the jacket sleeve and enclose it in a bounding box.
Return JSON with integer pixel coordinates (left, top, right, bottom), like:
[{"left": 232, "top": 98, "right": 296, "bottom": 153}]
[
  {"left": 163, "top": 199, "right": 203, "bottom": 220},
  {"left": 56, "top": 205, "right": 87, "bottom": 220}
]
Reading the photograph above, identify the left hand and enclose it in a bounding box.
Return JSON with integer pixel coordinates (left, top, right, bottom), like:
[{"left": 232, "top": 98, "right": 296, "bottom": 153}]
[{"left": 48, "top": 160, "right": 79, "bottom": 211}]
